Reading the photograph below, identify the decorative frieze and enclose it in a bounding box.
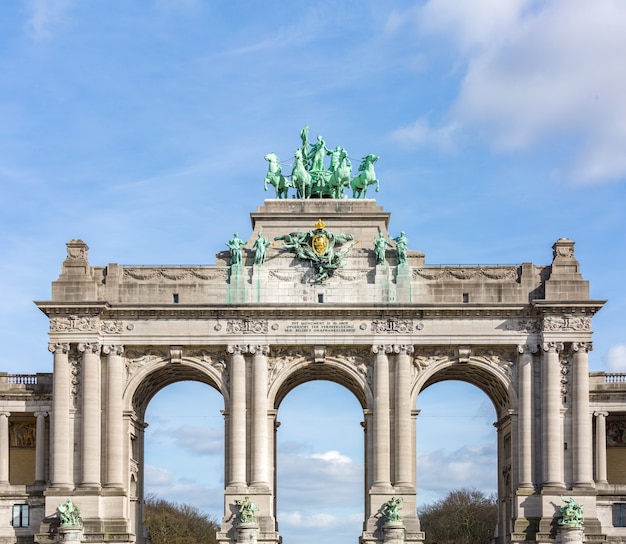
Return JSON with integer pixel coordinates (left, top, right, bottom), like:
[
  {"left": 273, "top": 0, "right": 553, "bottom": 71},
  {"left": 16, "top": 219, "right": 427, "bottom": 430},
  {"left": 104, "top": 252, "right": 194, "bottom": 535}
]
[
  {"left": 50, "top": 316, "right": 98, "bottom": 332},
  {"left": 227, "top": 319, "right": 268, "bottom": 334},
  {"left": 506, "top": 319, "right": 540, "bottom": 333},
  {"left": 371, "top": 319, "right": 422, "bottom": 334},
  {"left": 412, "top": 266, "right": 519, "bottom": 281},
  {"left": 543, "top": 315, "right": 591, "bottom": 332},
  {"left": 123, "top": 267, "right": 228, "bottom": 281}
]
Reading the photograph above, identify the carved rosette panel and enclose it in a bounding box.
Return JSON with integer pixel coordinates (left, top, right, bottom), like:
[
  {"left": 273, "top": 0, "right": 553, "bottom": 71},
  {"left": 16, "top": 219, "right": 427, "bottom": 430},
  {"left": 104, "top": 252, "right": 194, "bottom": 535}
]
[
  {"left": 371, "top": 319, "right": 423, "bottom": 333},
  {"left": 100, "top": 320, "right": 134, "bottom": 334},
  {"left": 227, "top": 319, "right": 268, "bottom": 334},
  {"left": 543, "top": 315, "right": 591, "bottom": 332},
  {"left": 50, "top": 315, "right": 98, "bottom": 333},
  {"left": 505, "top": 319, "right": 540, "bottom": 334}
]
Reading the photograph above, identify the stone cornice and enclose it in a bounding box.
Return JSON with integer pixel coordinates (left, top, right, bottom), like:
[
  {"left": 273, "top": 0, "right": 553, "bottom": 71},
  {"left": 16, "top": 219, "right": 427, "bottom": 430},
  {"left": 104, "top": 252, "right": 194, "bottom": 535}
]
[{"left": 531, "top": 300, "right": 606, "bottom": 316}]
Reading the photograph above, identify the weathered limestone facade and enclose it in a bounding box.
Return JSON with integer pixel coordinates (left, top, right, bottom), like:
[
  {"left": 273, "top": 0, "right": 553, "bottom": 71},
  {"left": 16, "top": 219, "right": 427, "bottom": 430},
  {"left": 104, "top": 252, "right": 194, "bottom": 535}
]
[{"left": 2, "top": 198, "right": 626, "bottom": 543}]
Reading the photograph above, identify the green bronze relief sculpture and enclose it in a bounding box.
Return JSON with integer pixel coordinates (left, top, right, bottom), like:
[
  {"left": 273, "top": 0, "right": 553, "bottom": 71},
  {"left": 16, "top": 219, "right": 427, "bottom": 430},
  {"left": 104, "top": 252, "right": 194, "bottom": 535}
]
[
  {"left": 381, "top": 497, "right": 403, "bottom": 524},
  {"left": 262, "top": 127, "right": 380, "bottom": 199},
  {"left": 235, "top": 497, "right": 259, "bottom": 525},
  {"left": 558, "top": 496, "right": 584, "bottom": 528},
  {"left": 275, "top": 219, "right": 355, "bottom": 282},
  {"left": 58, "top": 498, "right": 82, "bottom": 527}
]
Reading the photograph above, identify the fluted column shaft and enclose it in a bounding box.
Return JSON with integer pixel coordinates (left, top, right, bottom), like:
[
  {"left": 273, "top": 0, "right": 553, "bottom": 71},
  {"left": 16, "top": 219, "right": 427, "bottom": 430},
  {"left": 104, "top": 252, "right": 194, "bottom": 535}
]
[
  {"left": 572, "top": 342, "right": 593, "bottom": 487},
  {"left": 228, "top": 345, "right": 247, "bottom": 486},
  {"left": 79, "top": 342, "right": 102, "bottom": 487},
  {"left": 50, "top": 343, "right": 71, "bottom": 487},
  {"left": 394, "top": 345, "right": 413, "bottom": 487},
  {"left": 372, "top": 345, "right": 391, "bottom": 488},
  {"left": 517, "top": 345, "right": 534, "bottom": 488},
  {"left": 251, "top": 345, "right": 269, "bottom": 487},
  {"left": 541, "top": 342, "right": 564, "bottom": 487},
  {"left": 594, "top": 411, "right": 608, "bottom": 484},
  {"left": 104, "top": 344, "right": 124, "bottom": 487},
  {"left": 34, "top": 411, "right": 47, "bottom": 483},
  {"left": 0, "top": 412, "right": 9, "bottom": 484}
]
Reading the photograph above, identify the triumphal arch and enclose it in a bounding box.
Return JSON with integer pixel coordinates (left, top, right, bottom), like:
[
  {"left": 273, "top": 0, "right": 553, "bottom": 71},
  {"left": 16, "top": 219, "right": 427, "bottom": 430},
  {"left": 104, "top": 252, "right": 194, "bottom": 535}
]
[{"left": 2, "top": 132, "right": 625, "bottom": 544}]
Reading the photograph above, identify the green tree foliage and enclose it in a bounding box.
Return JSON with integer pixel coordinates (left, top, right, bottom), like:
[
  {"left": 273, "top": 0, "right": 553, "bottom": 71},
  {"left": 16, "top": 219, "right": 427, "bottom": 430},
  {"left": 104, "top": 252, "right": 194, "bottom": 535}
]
[
  {"left": 418, "top": 488, "right": 498, "bottom": 544},
  {"left": 144, "top": 494, "right": 219, "bottom": 544}
]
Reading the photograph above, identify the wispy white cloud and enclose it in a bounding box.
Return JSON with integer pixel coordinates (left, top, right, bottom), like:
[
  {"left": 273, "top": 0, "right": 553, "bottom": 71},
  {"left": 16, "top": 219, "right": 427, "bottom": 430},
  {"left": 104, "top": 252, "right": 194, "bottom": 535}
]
[
  {"left": 25, "top": 0, "right": 73, "bottom": 40},
  {"left": 392, "top": 0, "right": 626, "bottom": 184}
]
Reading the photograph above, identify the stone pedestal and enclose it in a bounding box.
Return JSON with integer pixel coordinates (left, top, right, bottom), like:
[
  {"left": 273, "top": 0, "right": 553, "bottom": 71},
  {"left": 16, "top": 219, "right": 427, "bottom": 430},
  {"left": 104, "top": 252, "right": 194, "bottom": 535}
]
[
  {"left": 557, "top": 526, "right": 583, "bottom": 543},
  {"left": 58, "top": 526, "right": 83, "bottom": 543},
  {"left": 236, "top": 523, "right": 258, "bottom": 544},
  {"left": 383, "top": 522, "right": 405, "bottom": 544},
  {"left": 228, "top": 264, "right": 247, "bottom": 304},
  {"left": 395, "top": 264, "right": 412, "bottom": 303}
]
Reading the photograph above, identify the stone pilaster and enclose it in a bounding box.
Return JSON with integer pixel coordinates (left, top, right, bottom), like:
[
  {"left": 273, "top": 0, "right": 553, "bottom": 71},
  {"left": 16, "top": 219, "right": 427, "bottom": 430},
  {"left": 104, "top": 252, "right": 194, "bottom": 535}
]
[
  {"left": 594, "top": 411, "right": 608, "bottom": 485},
  {"left": 517, "top": 344, "right": 535, "bottom": 490},
  {"left": 49, "top": 342, "right": 71, "bottom": 488},
  {"left": 0, "top": 412, "right": 9, "bottom": 485},
  {"left": 103, "top": 344, "right": 124, "bottom": 488},
  {"left": 541, "top": 342, "right": 564, "bottom": 488},
  {"left": 572, "top": 342, "right": 594, "bottom": 488},
  {"left": 394, "top": 345, "right": 413, "bottom": 487},
  {"left": 34, "top": 411, "right": 48, "bottom": 484},
  {"left": 250, "top": 345, "right": 270, "bottom": 488},
  {"left": 78, "top": 342, "right": 102, "bottom": 488},
  {"left": 372, "top": 345, "right": 392, "bottom": 489},
  {"left": 228, "top": 345, "right": 248, "bottom": 487}
]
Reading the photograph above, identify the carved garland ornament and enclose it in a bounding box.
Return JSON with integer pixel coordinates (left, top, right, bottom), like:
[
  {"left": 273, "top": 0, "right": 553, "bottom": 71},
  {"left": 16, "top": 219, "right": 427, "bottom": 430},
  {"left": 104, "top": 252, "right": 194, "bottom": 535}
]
[{"left": 543, "top": 315, "right": 591, "bottom": 332}]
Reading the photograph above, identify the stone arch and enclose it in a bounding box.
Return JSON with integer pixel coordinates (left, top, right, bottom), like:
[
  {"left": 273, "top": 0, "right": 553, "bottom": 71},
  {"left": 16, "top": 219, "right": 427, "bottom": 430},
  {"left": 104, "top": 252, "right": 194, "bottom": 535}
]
[
  {"left": 268, "top": 347, "right": 372, "bottom": 410},
  {"left": 412, "top": 348, "right": 517, "bottom": 417},
  {"left": 123, "top": 351, "right": 228, "bottom": 417}
]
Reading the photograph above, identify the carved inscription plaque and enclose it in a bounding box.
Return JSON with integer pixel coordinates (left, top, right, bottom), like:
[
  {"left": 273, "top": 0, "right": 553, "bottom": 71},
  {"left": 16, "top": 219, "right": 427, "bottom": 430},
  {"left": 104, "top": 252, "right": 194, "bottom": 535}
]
[{"left": 283, "top": 320, "right": 356, "bottom": 334}]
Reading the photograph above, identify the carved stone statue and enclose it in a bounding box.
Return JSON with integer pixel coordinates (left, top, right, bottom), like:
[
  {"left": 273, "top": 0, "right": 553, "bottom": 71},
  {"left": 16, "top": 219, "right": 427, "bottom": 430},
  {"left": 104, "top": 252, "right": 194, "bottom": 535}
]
[
  {"left": 381, "top": 496, "right": 403, "bottom": 524},
  {"left": 253, "top": 232, "right": 272, "bottom": 265},
  {"left": 558, "top": 496, "right": 584, "bottom": 528},
  {"left": 235, "top": 496, "right": 259, "bottom": 524},
  {"left": 58, "top": 498, "right": 82, "bottom": 527},
  {"left": 393, "top": 231, "right": 408, "bottom": 265},
  {"left": 374, "top": 232, "right": 391, "bottom": 265},
  {"left": 226, "top": 233, "right": 246, "bottom": 266}
]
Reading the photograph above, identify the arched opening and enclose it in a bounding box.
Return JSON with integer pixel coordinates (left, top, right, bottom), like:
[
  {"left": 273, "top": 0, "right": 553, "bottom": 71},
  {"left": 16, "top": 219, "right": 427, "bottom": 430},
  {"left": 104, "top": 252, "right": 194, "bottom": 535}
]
[
  {"left": 276, "top": 381, "right": 364, "bottom": 544},
  {"left": 143, "top": 381, "right": 225, "bottom": 516},
  {"left": 416, "top": 381, "right": 497, "bottom": 508}
]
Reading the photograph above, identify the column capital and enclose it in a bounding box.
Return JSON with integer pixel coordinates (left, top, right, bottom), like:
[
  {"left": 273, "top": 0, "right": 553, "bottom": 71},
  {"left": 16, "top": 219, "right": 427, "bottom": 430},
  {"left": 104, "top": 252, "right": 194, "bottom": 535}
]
[
  {"left": 102, "top": 344, "right": 124, "bottom": 356},
  {"left": 393, "top": 344, "right": 414, "bottom": 355},
  {"left": 249, "top": 344, "right": 270, "bottom": 356},
  {"left": 572, "top": 342, "right": 593, "bottom": 353},
  {"left": 372, "top": 344, "right": 393, "bottom": 354},
  {"left": 78, "top": 342, "right": 101, "bottom": 354},
  {"left": 594, "top": 411, "right": 609, "bottom": 417},
  {"left": 517, "top": 343, "right": 539, "bottom": 355},
  {"left": 48, "top": 342, "right": 70, "bottom": 354},
  {"left": 0, "top": 412, "right": 10, "bottom": 418},
  {"left": 541, "top": 342, "right": 564, "bottom": 353},
  {"left": 33, "top": 411, "right": 48, "bottom": 418},
  {"left": 227, "top": 344, "right": 249, "bottom": 355}
]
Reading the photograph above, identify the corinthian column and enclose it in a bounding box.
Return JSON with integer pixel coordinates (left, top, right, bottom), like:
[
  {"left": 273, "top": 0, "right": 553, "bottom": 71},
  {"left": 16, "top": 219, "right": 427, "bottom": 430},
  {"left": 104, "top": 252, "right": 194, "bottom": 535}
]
[
  {"left": 227, "top": 345, "right": 248, "bottom": 487},
  {"left": 517, "top": 345, "right": 535, "bottom": 489},
  {"left": 34, "top": 411, "right": 48, "bottom": 484},
  {"left": 0, "top": 412, "right": 9, "bottom": 484},
  {"left": 394, "top": 345, "right": 414, "bottom": 487},
  {"left": 103, "top": 344, "right": 124, "bottom": 488},
  {"left": 49, "top": 342, "right": 71, "bottom": 488},
  {"left": 594, "top": 411, "right": 608, "bottom": 485},
  {"left": 372, "top": 345, "right": 391, "bottom": 489},
  {"left": 572, "top": 342, "right": 594, "bottom": 488},
  {"left": 79, "top": 342, "right": 102, "bottom": 488},
  {"left": 250, "top": 345, "right": 270, "bottom": 488},
  {"left": 541, "top": 342, "right": 564, "bottom": 488}
]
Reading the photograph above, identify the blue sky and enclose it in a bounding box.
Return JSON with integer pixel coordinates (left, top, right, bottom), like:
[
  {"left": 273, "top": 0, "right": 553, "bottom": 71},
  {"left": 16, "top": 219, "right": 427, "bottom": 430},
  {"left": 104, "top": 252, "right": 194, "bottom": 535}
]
[{"left": 1, "top": 1, "right": 626, "bottom": 543}]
